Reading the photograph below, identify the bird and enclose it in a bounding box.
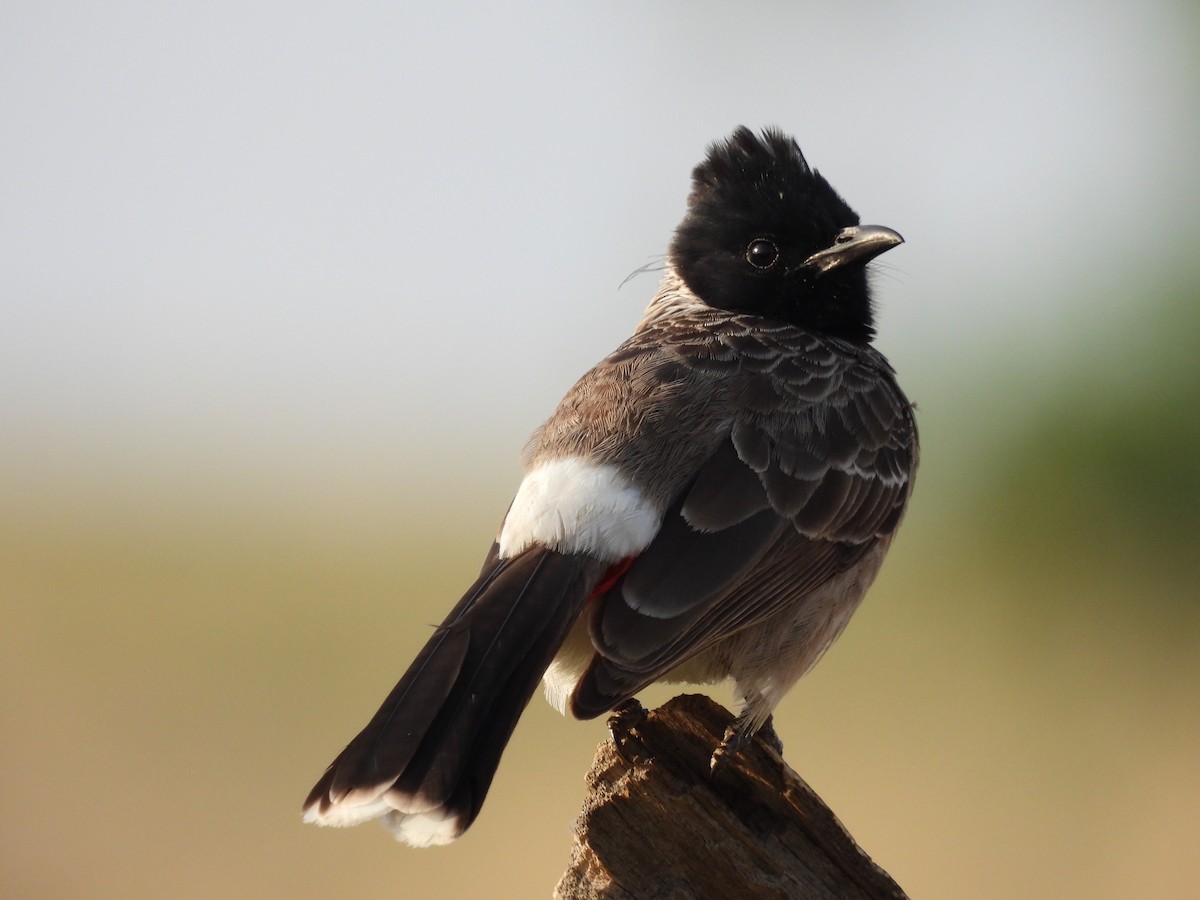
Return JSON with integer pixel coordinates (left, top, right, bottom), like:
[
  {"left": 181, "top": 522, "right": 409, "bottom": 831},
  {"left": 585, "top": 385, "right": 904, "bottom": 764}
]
[{"left": 302, "top": 126, "right": 918, "bottom": 848}]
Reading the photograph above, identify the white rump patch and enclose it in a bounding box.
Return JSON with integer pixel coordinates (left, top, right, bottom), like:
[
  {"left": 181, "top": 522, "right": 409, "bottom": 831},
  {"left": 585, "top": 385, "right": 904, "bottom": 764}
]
[{"left": 498, "top": 457, "right": 659, "bottom": 562}]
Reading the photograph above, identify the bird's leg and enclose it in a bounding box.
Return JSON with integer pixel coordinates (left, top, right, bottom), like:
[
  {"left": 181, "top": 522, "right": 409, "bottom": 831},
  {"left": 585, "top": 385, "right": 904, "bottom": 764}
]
[
  {"left": 710, "top": 712, "right": 783, "bottom": 773},
  {"left": 710, "top": 713, "right": 752, "bottom": 773},
  {"left": 757, "top": 714, "right": 784, "bottom": 755}
]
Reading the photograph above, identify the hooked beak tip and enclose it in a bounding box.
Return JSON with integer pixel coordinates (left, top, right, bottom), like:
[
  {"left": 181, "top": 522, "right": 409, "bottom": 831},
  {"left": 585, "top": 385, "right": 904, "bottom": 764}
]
[{"left": 799, "top": 225, "right": 903, "bottom": 276}]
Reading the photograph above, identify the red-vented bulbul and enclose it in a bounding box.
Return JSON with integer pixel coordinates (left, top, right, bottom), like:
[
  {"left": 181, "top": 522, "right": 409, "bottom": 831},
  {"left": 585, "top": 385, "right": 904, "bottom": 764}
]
[{"left": 303, "top": 127, "right": 918, "bottom": 846}]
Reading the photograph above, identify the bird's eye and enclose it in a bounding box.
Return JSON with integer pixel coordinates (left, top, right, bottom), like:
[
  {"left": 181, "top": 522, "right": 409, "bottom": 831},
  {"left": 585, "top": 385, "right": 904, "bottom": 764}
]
[{"left": 745, "top": 238, "right": 779, "bottom": 270}]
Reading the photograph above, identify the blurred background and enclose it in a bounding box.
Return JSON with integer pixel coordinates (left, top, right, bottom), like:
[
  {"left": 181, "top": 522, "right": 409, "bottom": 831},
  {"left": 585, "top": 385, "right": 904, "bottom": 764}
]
[{"left": 3, "top": 2, "right": 1198, "bottom": 897}]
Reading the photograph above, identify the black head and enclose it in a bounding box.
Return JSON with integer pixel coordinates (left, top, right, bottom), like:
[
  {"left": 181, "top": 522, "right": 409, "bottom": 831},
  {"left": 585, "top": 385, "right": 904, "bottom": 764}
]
[{"left": 669, "top": 127, "right": 902, "bottom": 343}]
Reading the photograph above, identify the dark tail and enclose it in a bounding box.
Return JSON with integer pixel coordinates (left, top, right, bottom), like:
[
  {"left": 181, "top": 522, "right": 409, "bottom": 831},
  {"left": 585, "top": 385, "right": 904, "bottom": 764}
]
[{"left": 303, "top": 547, "right": 597, "bottom": 846}]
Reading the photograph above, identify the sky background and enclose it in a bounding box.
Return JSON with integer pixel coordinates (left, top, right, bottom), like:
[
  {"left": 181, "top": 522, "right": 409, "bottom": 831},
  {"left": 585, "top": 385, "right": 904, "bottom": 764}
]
[{"left": 3, "top": 2, "right": 1198, "bottom": 898}]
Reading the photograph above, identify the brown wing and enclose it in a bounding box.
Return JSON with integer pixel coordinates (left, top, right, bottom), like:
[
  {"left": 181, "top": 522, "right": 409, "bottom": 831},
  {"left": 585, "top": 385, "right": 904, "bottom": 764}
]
[{"left": 569, "top": 330, "right": 917, "bottom": 718}]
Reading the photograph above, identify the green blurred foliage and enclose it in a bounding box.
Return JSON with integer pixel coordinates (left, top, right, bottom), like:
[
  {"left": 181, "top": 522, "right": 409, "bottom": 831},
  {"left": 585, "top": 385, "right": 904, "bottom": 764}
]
[{"left": 984, "top": 270, "right": 1200, "bottom": 611}]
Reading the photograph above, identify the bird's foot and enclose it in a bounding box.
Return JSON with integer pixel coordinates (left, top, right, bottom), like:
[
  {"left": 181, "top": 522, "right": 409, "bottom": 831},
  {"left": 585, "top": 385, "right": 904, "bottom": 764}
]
[
  {"left": 709, "top": 714, "right": 783, "bottom": 773},
  {"left": 608, "top": 698, "right": 648, "bottom": 763},
  {"left": 710, "top": 723, "right": 747, "bottom": 773},
  {"left": 607, "top": 697, "right": 647, "bottom": 732}
]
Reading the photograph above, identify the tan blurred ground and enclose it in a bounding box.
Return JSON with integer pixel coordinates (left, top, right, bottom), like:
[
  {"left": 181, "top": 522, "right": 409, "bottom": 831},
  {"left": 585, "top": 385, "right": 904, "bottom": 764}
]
[{"left": 3, "top": 431, "right": 1197, "bottom": 899}]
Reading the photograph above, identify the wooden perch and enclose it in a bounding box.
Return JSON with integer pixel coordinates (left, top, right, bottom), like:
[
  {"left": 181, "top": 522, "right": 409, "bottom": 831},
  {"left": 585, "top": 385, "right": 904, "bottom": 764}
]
[{"left": 554, "top": 695, "right": 907, "bottom": 900}]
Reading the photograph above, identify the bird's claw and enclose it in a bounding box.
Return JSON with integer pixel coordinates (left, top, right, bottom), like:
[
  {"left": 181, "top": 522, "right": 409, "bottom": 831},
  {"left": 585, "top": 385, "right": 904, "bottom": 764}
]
[
  {"left": 709, "top": 724, "right": 746, "bottom": 773},
  {"left": 709, "top": 714, "right": 784, "bottom": 773}
]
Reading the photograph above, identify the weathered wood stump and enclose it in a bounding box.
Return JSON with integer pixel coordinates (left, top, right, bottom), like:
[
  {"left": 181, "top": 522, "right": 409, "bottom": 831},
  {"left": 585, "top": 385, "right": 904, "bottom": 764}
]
[{"left": 555, "top": 695, "right": 907, "bottom": 900}]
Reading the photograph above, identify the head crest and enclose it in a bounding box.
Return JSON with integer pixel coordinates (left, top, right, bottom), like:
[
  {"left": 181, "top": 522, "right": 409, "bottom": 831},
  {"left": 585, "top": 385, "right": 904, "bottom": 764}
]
[
  {"left": 691, "top": 127, "right": 812, "bottom": 196},
  {"left": 681, "top": 126, "right": 857, "bottom": 239}
]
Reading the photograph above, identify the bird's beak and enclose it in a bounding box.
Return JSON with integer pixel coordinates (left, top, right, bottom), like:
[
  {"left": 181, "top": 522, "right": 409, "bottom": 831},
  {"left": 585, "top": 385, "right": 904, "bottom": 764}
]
[{"left": 798, "top": 225, "right": 904, "bottom": 276}]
